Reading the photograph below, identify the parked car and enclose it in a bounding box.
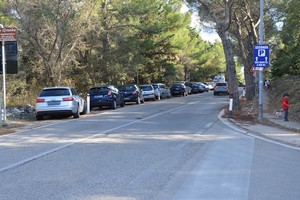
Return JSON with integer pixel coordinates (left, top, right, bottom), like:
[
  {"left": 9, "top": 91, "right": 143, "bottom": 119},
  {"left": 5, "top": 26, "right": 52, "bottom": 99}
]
[
  {"left": 35, "top": 86, "right": 87, "bottom": 120},
  {"left": 198, "top": 82, "right": 209, "bottom": 92},
  {"left": 152, "top": 83, "right": 170, "bottom": 100},
  {"left": 184, "top": 82, "right": 193, "bottom": 94},
  {"left": 118, "top": 84, "right": 144, "bottom": 104},
  {"left": 139, "top": 84, "right": 156, "bottom": 101},
  {"left": 170, "top": 83, "right": 188, "bottom": 96},
  {"left": 166, "top": 87, "right": 171, "bottom": 98},
  {"left": 89, "top": 85, "right": 125, "bottom": 110},
  {"left": 204, "top": 82, "right": 214, "bottom": 90},
  {"left": 213, "top": 82, "right": 229, "bottom": 95},
  {"left": 174, "top": 81, "right": 192, "bottom": 94},
  {"left": 190, "top": 82, "right": 206, "bottom": 93}
]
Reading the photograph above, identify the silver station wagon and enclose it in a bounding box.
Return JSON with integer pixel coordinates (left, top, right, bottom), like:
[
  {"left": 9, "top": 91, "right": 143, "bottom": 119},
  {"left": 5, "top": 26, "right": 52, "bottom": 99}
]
[{"left": 35, "top": 87, "right": 87, "bottom": 120}]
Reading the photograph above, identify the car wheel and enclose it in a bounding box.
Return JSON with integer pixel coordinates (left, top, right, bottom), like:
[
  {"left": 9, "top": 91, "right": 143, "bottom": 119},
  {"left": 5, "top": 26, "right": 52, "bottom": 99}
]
[
  {"left": 73, "top": 107, "right": 80, "bottom": 118},
  {"left": 120, "top": 99, "right": 125, "bottom": 107},
  {"left": 81, "top": 102, "right": 87, "bottom": 115},
  {"left": 111, "top": 99, "right": 117, "bottom": 109},
  {"left": 36, "top": 115, "right": 43, "bottom": 120}
]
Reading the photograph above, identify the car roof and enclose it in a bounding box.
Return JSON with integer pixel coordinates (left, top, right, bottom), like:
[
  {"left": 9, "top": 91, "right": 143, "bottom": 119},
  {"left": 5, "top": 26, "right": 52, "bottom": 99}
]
[
  {"left": 42, "top": 86, "right": 72, "bottom": 90},
  {"left": 119, "top": 84, "right": 136, "bottom": 86},
  {"left": 140, "top": 84, "right": 153, "bottom": 87},
  {"left": 91, "top": 85, "right": 115, "bottom": 88}
]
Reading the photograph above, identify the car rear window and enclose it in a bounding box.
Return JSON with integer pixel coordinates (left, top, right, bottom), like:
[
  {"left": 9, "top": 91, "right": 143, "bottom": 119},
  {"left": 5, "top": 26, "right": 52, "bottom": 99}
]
[
  {"left": 140, "top": 85, "right": 152, "bottom": 91},
  {"left": 172, "top": 83, "right": 183, "bottom": 87},
  {"left": 216, "top": 83, "right": 227, "bottom": 86},
  {"left": 119, "top": 85, "right": 136, "bottom": 91},
  {"left": 39, "top": 89, "right": 70, "bottom": 97},
  {"left": 90, "top": 87, "right": 109, "bottom": 94}
]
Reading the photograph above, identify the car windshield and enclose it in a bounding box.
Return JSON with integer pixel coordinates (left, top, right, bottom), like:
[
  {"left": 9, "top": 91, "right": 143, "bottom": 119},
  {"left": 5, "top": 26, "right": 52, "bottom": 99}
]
[
  {"left": 152, "top": 85, "right": 158, "bottom": 89},
  {"left": 140, "top": 85, "right": 152, "bottom": 91},
  {"left": 90, "top": 87, "right": 110, "bottom": 95},
  {"left": 39, "top": 89, "right": 70, "bottom": 97},
  {"left": 217, "top": 83, "right": 227, "bottom": 86}
]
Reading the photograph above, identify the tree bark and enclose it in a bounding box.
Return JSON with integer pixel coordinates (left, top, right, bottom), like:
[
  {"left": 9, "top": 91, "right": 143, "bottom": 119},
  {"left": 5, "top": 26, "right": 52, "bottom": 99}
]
[
  {"left": 218, "top": 31, "right": 240, "bottom": 109},
  {"left": 233, "top": 11, "right": 256, "bottom": 100}
]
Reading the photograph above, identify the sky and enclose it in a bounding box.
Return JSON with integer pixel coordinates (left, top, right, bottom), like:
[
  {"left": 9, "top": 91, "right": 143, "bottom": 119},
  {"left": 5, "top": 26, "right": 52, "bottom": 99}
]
[{"left": 181, "top": 3, "right": 220, "bottom": 43}]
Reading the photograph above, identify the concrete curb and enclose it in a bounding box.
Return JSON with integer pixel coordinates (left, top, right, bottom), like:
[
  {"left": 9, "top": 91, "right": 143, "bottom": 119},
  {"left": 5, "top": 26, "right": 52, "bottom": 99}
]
[{"left": 218, "top": 109, "right": 300, "bottom": 150}]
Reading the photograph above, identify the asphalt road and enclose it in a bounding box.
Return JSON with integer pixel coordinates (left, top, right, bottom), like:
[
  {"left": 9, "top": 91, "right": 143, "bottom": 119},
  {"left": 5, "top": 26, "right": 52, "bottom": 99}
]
[{"left": 1, "top": 92, "right": 300, "bottom": 200}]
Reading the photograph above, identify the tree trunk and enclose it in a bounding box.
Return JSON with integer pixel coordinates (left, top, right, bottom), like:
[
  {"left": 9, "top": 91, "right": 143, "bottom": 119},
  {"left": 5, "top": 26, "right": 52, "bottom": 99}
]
[
  {"left": 234, "top": 17, "right": 256, "bottom": 100},
  {"left": 218, "top": 31, "right": 240, "bottom": 110}
]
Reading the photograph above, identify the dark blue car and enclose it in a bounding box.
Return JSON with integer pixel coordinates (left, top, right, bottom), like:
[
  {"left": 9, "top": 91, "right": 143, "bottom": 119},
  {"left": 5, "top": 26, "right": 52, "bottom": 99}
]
[
  {"left": 170, "top": 83, "right": 188, "bottom": 97},
  {"left": 118, "top": 84, "right": 144, "bottom": 104},
  {"left": 89, "top": 85, "right": 125, "bottom": 110}
]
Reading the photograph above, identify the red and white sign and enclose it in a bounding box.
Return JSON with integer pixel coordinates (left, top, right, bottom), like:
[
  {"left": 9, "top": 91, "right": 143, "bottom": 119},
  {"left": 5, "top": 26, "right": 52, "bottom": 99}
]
[
  {"left": 0, "top": 28, "right": 17, "bottom": 41},
  {"left": 250, "top": 65, "right": 262, "bottom": 72}
]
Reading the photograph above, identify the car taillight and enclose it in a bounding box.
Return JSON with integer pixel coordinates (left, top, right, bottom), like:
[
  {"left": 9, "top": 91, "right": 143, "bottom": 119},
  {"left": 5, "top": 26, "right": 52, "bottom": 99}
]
[
  {"left": 62, "top": 97, "right": 74, "bottom": 101},
  {"left": 36, "top": 98, "right": 45, "bottom": 103}
]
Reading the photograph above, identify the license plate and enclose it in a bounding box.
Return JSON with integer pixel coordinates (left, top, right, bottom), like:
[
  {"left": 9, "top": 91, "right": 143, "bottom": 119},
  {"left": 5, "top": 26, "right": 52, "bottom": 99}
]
[
  {"left": 124, "top": 97, "right": 130, "bottom": 100},
  {"left": 47, "top": 101, "right": 60, "bottom": 105},
  {"left": 94, "top": 95, "right": 103, "bottom": 98}
]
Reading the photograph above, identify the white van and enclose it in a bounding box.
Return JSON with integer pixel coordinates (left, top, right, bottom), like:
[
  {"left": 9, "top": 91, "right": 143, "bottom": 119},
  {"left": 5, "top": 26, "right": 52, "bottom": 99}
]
[{"left": 213, "top": 75, "right": 226, "bottom": 83}]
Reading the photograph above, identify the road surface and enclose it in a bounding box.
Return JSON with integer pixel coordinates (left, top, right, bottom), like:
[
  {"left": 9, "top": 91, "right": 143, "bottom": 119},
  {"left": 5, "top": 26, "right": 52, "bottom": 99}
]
[{"left": 1, "top": 92, "right": 300, "bottom": 200}]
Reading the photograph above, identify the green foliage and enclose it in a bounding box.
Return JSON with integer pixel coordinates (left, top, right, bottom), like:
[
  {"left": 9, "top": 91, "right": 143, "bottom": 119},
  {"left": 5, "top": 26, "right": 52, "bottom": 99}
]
[
  {"left": 1, "top": 0, "right": 227, "bottom": 106},
  {"left": 272, "top": 0, "right": 300, "bottom": 77}
]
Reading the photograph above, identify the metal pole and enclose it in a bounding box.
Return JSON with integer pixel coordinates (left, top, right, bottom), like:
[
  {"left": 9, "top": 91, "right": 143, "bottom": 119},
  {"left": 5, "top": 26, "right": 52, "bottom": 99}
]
[
  {"left": 1, "top": 38, "right": 6, "bottom": 124},
  {"left": 0, "top": 93, "right": 2, "bottom": 126},
  {"left": 258, "top": 0, "right": 264, "bottom": 120},
  {"left": 86, "top": 93, "right": 90, "bottom": 114}
]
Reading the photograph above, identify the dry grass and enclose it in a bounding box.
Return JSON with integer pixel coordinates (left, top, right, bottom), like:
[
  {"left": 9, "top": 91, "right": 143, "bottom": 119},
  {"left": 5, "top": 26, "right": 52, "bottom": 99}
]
[{"left": 268, "top": 77, "right": 300, "bottom": 122}]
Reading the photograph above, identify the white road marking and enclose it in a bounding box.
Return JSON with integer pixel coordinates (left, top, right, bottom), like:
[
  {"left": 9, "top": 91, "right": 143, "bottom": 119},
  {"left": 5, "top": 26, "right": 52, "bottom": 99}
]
[{"left": 0, "top": 104, "right": 191, "bottom": 173}]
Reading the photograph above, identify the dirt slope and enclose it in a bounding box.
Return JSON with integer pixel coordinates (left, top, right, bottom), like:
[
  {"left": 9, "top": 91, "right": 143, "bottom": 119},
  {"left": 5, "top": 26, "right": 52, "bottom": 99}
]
[{"left": 268, "top": 77, "right": 300, "bottom": 122}]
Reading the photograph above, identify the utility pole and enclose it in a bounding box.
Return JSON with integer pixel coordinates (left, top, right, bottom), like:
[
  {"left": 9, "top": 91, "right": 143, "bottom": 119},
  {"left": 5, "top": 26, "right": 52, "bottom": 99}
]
[{"left": 258, "top": 0, "right": 264, "bottom": 120}]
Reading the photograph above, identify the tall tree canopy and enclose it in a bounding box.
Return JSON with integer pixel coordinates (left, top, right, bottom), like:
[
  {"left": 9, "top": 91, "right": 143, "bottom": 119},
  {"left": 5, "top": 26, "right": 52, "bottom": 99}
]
[
  {"left": 0, "top": 0, "right": 225, "bottom": 106},
  {"left": 186, "top": 0, "right": 240, "bottom": 109},
  {"left": 272, "top": 0, "right": 300, "bottom": 77}
]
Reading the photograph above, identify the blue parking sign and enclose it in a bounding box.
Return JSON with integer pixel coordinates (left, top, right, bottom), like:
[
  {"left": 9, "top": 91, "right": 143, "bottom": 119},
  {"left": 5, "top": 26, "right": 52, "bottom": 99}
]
[{"left": 254, "top": 44, "right": 270, "bottom": 67}]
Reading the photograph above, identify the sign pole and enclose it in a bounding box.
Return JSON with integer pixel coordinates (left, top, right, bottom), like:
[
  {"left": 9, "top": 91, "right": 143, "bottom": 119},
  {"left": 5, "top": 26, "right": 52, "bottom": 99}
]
[
  {"left": 258, "top": 0, "right": 264, "bottom": 120},
  {"left": 0, "top": 26, "right": 17, "bottom": 125},
  {"left": 1, "top": 38, "right": 6, "bottom": 124}
]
